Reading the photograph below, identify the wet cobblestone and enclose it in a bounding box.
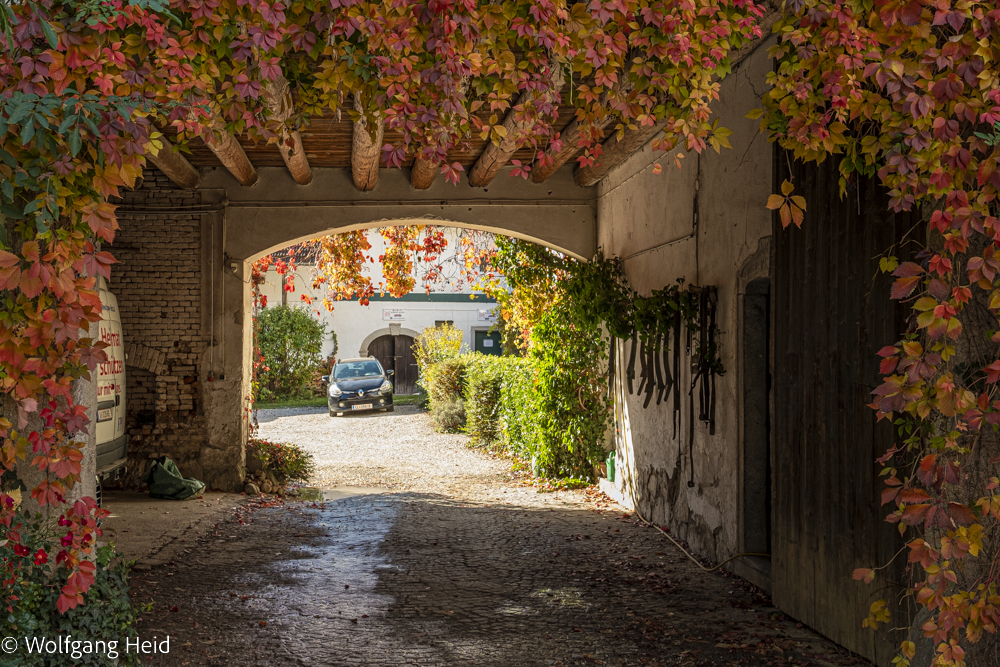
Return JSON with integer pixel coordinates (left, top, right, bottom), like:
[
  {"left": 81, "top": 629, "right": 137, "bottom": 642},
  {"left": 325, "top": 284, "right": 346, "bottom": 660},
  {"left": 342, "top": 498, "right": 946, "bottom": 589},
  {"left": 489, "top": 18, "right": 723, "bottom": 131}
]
[{"left": 129, "top": 409, "right": 869, "bottom": 667}]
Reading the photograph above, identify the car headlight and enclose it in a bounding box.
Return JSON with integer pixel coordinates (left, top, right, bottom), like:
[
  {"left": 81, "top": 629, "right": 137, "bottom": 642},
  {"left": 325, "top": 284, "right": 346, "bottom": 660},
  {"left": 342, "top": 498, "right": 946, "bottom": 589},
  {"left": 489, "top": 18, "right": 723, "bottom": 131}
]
[
  {"left": 329, "top": 384, "right": 342, "bottom": 397},
  {"left": 379, "top": 380, "right": 392, "bottom": 393}
]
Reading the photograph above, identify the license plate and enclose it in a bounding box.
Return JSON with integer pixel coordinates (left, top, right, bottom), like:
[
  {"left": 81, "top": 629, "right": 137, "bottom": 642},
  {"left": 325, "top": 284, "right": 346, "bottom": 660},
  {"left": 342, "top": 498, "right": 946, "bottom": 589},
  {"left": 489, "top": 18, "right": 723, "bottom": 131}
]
[
  {"left": 97, "top": 408, "right": 113, "bottom": 422},
  {"left": 352, "top": 404, "right": 372, "bottom": 411}
]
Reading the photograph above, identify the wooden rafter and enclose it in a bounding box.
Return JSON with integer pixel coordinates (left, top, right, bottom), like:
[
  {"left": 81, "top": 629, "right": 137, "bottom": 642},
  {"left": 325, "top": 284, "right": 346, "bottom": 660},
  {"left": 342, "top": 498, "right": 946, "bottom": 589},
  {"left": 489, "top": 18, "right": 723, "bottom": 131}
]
[
  {"left": 574, "top": 119, "right": 669, "bottom": 187},
  {"left": 352, "top": 96, "right": 384, "bottom": 191},
  {"left": 206, "top": 130, "right": 258, "bottom": 186},
  {"left": 264, "top": 76, "right": 313, "bottom": 185},
  {"left": 530, "top": 116, "right": 609, "bottom": 184},
  {"left": 468, "top": 59, "right": 564, "bottom": 188},
  {"left": 147, "top": 134, "right": 201, "bottom": 189},
  {"left": 410, "top": 158, "right": 438, "bottom": 190}
]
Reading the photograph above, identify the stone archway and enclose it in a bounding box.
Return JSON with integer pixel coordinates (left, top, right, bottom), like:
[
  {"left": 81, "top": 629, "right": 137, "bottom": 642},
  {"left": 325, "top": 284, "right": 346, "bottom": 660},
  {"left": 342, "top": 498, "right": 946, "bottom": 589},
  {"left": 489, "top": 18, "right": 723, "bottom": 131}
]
[
  {"left": 204, "top": 167, "right": 596, "bottom": 264},
  {"left": 358, "top": 326, "right": 422, "bottom": 357}
]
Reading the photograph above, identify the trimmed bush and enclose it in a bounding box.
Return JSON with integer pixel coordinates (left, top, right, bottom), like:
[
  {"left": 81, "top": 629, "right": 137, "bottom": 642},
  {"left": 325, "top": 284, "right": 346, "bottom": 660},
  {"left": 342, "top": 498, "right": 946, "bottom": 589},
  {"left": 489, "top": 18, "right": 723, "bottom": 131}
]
[
  {"left": 255, "top": 305, "right": 328, "bottom": 401},
  {"left": 247, "top": 439, "right": 316, "bottom": 484},
  {"left": 423, "top": 347, "right": 602, "bottom": 480},
  {"left": 431, "top": 398, "right": 466, "bottom": 432},
  {"left": 464, "top": 355, "right": 540, "bottom": 459},
  {"left": 414, "top": 324, "right": 465, "bottom": 378},
  {"left": 421, "top": 355, "right": 471, "bottom": 417}
]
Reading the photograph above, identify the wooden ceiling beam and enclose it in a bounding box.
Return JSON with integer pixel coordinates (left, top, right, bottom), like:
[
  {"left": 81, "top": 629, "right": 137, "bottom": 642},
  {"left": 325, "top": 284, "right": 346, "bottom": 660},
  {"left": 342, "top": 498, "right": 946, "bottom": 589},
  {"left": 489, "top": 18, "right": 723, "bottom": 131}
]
[
  {"left": 468, "top": 59, "right": 564, "bottom": 188},
  {"left": 573, "top": 7, "right": 781, "bottom": 188},
  {"left": 147, "top": 134, "right": 201, "bottom": 189},
  {"left": 574, "top": 119, "right": 668, "bottom": 187},
  {"left": 264, "top": 76, "right": 313, "bottom": 185},
  {"left": 352, "top": 96, "right": 384, "bottom": 192},
  {"left": 410, "top": 158, "right": 438, "bottom": 190},
  {"left": 205, "top": 130, "right": 258, "bottom": 186},
  {"left": 530, "top": 116, "right": 610, "bottom": 184}
]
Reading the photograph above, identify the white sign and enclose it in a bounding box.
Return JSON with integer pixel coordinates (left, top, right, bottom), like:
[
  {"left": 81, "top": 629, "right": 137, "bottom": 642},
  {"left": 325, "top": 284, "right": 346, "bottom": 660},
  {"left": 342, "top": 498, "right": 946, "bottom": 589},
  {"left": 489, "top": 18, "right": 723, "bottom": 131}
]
[
  {"left": 383, "top": 309, "right": 406, "bottom": 321},
  {"left": 477, "top": 309, "right": 496, "bottom": 322},
  {"left": 483, "top": 339, "right": 495, "bottom": 348}
]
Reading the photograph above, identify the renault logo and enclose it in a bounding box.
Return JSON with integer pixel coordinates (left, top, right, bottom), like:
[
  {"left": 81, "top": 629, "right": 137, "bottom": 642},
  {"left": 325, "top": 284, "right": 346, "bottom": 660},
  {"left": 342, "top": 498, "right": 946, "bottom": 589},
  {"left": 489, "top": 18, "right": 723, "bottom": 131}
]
[{"left": 358, "top": 389, "right": 365, "bottom": 397}]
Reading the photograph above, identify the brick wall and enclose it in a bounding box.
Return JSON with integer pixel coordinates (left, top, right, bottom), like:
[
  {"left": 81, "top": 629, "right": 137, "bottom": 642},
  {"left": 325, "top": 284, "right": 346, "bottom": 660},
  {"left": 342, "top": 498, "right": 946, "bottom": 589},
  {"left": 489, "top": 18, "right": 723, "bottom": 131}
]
[{"left": 110, "top": 170, "right": 211, "bottom": 487}]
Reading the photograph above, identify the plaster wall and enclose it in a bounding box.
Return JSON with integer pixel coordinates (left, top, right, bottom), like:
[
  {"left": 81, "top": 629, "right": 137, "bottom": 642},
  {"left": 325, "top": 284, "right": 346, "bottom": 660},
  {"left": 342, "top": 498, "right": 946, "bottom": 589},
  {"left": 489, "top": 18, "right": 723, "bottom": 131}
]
[{"left": 596, "top": 39, "right": 775, "bottom": 567}]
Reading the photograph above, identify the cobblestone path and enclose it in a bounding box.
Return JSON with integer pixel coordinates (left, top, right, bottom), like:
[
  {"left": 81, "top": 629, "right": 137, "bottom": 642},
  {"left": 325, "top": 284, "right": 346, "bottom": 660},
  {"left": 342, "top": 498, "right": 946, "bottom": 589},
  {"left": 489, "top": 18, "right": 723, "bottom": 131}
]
[{"left": 129, "top": 407, "right": 868, "bottom": 666}]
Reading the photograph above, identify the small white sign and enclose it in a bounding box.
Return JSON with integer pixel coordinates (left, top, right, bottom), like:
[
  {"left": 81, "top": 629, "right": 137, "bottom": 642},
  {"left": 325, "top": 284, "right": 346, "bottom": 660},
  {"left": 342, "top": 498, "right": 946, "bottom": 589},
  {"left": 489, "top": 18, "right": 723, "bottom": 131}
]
[
  {"left": 383, "top": 309, "right": 406, "bottom": 321},
  {"left": 477, "top": 309, "right": 496, "bottom": 322},
  {"left": 483, "top": 339, "right": 495, "bottom": 348}
]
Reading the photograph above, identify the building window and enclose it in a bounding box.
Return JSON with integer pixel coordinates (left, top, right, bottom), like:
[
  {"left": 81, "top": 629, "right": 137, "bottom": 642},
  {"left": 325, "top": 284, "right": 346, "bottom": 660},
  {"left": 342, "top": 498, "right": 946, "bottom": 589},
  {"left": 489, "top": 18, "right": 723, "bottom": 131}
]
[{"left": 435, "top": 320, "right": 454, "bottom": 327}]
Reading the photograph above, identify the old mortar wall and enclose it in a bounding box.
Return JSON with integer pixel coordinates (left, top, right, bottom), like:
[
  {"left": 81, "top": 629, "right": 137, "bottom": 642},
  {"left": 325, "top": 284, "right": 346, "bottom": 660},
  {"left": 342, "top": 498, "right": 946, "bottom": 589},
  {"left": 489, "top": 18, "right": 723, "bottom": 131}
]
[
  {"left": 111, "top": 170, "right": 243, "bottom": 490},
  {"left": 595, "top": 40, "right": 774, "bottom": 569}
]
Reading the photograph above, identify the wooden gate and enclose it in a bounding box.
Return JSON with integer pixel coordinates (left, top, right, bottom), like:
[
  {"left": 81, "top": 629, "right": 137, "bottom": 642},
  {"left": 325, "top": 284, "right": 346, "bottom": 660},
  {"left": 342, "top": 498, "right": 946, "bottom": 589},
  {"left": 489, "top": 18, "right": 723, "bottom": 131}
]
[
  {"left": 771, "top": 151, "right": 918, "bottom": 663},
  {"left": 367, "top": 334, "right": 418, "bottom": 395}
]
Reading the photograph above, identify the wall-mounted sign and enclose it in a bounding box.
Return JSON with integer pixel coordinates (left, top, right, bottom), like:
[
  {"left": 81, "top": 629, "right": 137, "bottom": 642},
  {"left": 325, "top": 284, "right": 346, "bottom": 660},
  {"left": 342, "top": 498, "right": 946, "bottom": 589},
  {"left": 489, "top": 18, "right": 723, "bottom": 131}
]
[
  {"left": 383, "top": 309, "right": 406, "bottom": 321},
  {"left": 482, "top": 339, "right": 495, "bottom": 348},
  {"left": 477, "top": 309, "right": 496, "bottom": 322}
]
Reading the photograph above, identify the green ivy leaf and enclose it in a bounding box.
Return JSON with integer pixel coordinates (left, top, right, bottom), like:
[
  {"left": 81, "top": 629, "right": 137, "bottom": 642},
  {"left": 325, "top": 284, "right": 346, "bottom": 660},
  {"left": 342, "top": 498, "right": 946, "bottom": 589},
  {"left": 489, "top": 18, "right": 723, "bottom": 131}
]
[
  {"left": 40, "top": 20, "right": 58, "bottom": 48},
  {"left": 68, "top": 129, "right": 82, "bottom": 157}
]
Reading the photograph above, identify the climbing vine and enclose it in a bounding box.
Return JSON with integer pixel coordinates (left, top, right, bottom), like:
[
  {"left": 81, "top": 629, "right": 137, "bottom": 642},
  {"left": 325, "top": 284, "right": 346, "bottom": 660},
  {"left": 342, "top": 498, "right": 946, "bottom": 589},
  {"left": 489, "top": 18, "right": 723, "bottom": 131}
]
[
  {"left": 2, "top": 0, "right": 947, "bottom": 635},
  {"left": 485, "top": 237, "right": 724, "bottom": 477},
  {"left": 756, "top": 1, "right": 1000, "bottom": 664}
]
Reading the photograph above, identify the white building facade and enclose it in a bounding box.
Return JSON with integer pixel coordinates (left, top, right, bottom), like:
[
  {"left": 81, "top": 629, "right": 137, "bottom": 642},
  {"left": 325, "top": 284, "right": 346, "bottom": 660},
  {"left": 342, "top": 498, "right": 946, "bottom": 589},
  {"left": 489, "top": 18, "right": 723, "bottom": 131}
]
[{"left": 257, "top": 227, "right": 502, "bottom": 392}]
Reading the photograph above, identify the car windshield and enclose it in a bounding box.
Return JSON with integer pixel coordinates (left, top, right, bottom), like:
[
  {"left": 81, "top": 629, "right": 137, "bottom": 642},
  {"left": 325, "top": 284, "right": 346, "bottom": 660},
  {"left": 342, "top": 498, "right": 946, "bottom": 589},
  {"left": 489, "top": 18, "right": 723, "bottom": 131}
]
[{"left": 333, "top": 361, "right": 383, "bottom": 380}]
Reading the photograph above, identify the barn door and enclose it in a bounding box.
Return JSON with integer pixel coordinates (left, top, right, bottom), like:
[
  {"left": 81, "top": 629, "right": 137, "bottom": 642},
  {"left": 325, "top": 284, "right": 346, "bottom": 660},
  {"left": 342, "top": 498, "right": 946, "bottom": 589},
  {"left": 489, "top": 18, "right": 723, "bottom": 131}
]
[{"left": 771, "top": 150, "right": 918, "bottom": 664}]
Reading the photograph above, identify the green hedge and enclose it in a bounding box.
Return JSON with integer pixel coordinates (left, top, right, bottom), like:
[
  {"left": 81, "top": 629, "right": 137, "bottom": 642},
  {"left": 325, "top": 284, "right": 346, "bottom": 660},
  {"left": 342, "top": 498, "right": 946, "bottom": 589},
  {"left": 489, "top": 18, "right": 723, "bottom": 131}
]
[
  {"left": 423, "top": 348, "right": 607, "bottom": 480},
  {"left": 464, "top": 355, "right": 541, "bottom": 459}
]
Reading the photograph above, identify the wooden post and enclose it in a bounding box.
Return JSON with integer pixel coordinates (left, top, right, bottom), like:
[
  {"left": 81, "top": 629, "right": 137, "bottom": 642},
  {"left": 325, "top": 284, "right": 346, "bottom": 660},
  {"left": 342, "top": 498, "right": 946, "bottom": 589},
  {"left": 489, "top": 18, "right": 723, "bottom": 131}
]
[
  {"left": 264, "top": 77, "right": 313, "bottom": 185},
  {"left": 573, "top": 119, "right": 669, "bottom": 188},
  {"left": 529, "top": 117, "right": 611, "bottom": 184},
  {"left": 468, "top": 58, "right": 564, "bottom": 188}
]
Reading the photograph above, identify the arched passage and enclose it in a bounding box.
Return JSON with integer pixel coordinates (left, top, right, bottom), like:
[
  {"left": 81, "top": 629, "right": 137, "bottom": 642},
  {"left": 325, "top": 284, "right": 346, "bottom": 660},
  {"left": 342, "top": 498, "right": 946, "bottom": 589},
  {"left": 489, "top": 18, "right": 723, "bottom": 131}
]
[{"left": 192, "top": 165, "right": 595, "bottom": 490}]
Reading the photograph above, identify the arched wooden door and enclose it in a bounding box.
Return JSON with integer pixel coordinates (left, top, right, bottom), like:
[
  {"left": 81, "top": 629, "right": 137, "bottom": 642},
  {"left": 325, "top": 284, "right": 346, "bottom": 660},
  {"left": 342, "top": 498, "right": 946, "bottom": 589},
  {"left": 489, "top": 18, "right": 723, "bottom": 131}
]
[{"left": 367, "top": 334, "right": 418, "bottom": 394}]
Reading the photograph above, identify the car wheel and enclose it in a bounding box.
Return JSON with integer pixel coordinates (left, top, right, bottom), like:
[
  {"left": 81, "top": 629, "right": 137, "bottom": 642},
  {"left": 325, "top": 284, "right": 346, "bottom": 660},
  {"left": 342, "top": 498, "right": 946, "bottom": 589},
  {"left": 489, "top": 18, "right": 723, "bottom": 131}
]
[
  {"left": 384, "top": 406, "right": 394, "bottom": 413},
  {"left": 329, "top": 409, "right": 337, "bottom": 418}
]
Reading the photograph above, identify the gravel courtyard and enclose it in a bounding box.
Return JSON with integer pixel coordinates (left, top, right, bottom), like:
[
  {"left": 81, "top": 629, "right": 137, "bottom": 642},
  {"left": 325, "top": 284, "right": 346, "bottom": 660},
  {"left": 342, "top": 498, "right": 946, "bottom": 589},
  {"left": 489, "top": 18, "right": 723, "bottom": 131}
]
[
  {"left": 254, "top": 405, "right": 513, "bottom": 495},
  {"left": 122, "top": 406, "right": 869, "bottom": 666}
]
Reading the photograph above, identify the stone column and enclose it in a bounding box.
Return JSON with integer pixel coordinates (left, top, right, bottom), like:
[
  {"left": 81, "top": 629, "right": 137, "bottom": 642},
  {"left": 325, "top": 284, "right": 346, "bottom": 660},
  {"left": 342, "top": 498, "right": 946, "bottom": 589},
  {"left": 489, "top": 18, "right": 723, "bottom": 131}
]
[{"left": 200, "top": 209, "right": 248, "bottom": 490}]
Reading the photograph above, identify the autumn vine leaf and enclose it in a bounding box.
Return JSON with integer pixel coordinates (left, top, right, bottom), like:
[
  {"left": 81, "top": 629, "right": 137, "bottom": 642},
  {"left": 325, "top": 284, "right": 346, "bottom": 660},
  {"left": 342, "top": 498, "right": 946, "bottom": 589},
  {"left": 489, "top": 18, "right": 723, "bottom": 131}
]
[{"left": 766, "top": 180, "right": 806, "bottom": 228}]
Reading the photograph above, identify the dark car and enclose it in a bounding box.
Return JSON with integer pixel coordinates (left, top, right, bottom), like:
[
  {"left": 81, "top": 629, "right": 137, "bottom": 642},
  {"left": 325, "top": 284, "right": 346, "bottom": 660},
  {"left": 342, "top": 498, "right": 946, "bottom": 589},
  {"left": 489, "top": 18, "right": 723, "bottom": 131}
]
[{"left": 323, "top": 358, "right": 395, "bottom": 417}]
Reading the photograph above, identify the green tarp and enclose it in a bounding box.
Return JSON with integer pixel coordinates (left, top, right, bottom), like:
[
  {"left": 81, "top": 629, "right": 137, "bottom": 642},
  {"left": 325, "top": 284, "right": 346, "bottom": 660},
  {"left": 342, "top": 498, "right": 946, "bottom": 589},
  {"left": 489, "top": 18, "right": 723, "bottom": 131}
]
[{"left": 142, "top": 456, "right": 205, "bottom": 500}]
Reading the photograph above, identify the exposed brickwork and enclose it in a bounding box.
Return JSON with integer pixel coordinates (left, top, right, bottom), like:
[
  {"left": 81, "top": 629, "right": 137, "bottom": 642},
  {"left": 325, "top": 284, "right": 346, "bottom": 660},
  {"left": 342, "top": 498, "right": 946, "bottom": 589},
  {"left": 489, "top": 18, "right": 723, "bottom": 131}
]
[{"left": 110, "top": 169, "right": 211, "bottom": 486}]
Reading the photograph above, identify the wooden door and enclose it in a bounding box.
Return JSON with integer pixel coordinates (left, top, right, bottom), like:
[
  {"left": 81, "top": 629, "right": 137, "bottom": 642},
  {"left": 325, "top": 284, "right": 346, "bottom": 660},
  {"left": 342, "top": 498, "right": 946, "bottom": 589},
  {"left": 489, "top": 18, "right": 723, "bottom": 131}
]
[
  {"left": 367, "top": 335, "right": 395, "bottom": 378},
  {"left": 367, "top": 334, "right": 418, "bottom": 395},
  {"left": 474, "top": 330, "right": 502, "bottom": 356},
  {"left": 393, "top": 335, "right": 417, "bottom": 394}
]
